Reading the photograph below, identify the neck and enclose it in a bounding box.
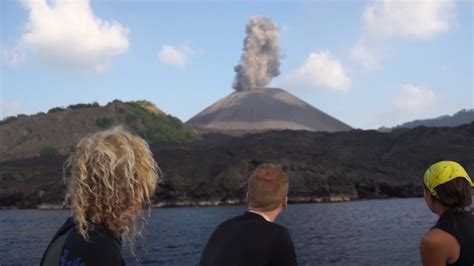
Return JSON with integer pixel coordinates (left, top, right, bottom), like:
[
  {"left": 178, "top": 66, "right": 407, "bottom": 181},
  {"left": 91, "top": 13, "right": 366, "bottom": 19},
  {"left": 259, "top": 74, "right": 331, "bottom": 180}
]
[
  {"left": 248, "top": 207, "right": 282, "bottom": 222},
  {"left": 433, "top": 203, "right": 447, "bottom": 216}
]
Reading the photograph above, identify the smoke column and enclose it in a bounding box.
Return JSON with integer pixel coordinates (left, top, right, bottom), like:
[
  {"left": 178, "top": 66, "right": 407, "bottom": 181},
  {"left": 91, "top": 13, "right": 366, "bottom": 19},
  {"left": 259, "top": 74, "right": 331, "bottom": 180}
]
[{"left": 233, "top": 17, "right": 280, "bottom": 91}]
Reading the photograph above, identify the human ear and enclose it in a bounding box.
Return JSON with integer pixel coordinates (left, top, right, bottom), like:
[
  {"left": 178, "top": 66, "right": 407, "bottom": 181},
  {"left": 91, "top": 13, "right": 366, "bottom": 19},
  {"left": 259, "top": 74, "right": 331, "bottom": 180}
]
[{"left": 282, "top": 196, "right": 288, "bottom": 209}]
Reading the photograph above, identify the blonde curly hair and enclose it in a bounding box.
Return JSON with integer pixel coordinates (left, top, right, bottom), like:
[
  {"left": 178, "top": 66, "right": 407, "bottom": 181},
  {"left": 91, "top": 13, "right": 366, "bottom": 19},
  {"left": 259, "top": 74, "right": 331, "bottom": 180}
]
[{"left": 64, "top": 126, "right": 160, "bottom": 246}]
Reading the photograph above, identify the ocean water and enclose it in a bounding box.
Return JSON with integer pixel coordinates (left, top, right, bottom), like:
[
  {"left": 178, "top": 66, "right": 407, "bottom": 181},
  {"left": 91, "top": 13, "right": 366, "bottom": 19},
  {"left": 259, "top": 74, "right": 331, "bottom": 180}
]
[{"left": 0, "top": 198, "right": 441, "bottom": 265}]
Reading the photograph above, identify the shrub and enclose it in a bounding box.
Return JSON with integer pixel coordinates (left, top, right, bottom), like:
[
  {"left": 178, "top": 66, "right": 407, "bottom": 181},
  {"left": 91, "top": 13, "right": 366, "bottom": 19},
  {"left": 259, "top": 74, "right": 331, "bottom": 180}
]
[
  {"left": 47, "top": 107, "right": 66, "bottom": 114},
  {"left": 0, "top": 116, "right": 18, "bottom": 125},
  {"left": 125, "top": 113, "right": 138, "bottom": 123},
  {"left": 125, "top": 101, "right": 196, "bottom": 142},
  {"left": 68, "top": 145, "right": 76, "bottom": 153},
  {"left": 67, "top": 102, "right": 100, "bottom": 110},
  {"left": 40, "top": 146, "right": 58, "bottom": 157},
  {"left": 134, "top": 100, "right": 154, "bottom": 106},
  {"left": 96, "top": 117, "right": 112, "bottom": 129}
]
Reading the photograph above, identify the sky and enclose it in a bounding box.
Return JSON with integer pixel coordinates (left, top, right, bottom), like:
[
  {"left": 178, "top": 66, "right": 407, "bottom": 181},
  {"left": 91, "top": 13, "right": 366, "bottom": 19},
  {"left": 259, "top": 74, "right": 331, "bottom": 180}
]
[{"left": 0, "top": 0, "right": 472, "bottom": 129}]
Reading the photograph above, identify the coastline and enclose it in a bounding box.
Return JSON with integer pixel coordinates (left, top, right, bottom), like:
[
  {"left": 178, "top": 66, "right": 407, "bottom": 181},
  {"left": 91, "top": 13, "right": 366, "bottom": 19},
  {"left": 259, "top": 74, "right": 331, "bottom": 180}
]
[
  {"left": 2, "top": 124, "right": 473, "bottom": 212},
  {"left": 0, "top": 195, "right": 420, "bottom": 210}
]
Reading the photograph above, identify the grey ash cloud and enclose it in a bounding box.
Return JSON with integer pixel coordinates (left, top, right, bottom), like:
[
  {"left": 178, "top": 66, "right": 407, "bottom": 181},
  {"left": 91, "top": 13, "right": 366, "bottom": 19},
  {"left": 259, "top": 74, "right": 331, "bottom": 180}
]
[{"left": 233, "top": 17, "right": 281, "bottom": 91}]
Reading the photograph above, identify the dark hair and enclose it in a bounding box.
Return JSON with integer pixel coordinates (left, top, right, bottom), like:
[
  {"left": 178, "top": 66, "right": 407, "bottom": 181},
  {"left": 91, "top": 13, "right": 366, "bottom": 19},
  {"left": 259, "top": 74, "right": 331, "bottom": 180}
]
[{"left": 433, "top": 177, "right": 472, "bottom": 213}]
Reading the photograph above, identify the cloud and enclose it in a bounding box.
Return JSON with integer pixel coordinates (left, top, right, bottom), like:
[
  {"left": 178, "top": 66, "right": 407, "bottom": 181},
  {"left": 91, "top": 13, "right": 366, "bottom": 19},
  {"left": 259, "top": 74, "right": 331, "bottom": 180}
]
[
  {"left": 366, "top": 84, "right": 438, "bottom": 128},
  {"left": 0, "top": 100, "right": 28, "bottom": 118},
  {"left": 2, "top": 47, "right": 25, "bottom": 67},
  {"left": 364, "top": 0, "right": 455, "bottom": 39},
  {"left": 350, "top": 40, "right": 383, "bottom": 71},
  {"left": 394, "top": 84, "right": 436, "bottom": 111},
  {"left": 158, "top": 44, "right": 195, "bottom": 69},
  {"left": 352, "top": 0, "right": 456, "bottom": 70},
  {"left": 4, "top": 0, "right": 129, "bottom": 72},
  {"left": 178, "top": 44, "right": 197, "bottom": 56},
  {"left": 284, "top": 51, "right": 350, "bottom": 92}
]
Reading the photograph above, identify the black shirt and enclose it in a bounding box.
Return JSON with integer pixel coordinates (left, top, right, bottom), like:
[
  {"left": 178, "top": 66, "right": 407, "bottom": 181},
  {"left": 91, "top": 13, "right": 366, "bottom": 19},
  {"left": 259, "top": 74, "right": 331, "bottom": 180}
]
[
  {"left": 200, "top": 211, "right": 298, "bottom": 266},
  {"left": 433, "top": 210, "right": 474, "bottom": 266},
  {"left": 41, "top": 217, "right": 125, "bottom": 266}
]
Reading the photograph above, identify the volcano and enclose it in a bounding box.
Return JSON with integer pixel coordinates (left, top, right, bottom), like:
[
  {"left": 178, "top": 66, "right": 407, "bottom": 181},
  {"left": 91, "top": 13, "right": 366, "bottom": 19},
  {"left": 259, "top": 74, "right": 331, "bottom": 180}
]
[{"left": 186, "top": 88, "right": 352, "bottom": 133}]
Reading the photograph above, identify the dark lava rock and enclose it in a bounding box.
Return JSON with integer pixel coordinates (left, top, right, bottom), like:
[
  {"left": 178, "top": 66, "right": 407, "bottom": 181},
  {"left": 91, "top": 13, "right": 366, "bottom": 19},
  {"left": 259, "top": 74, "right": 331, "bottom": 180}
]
[{"left": 1, "top": 123, "right": 473, "bottom": 208}]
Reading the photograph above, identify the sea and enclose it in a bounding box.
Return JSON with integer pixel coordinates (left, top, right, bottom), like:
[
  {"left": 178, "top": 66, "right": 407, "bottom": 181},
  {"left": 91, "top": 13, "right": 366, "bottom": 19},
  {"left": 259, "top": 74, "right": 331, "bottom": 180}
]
[{"left": 0, "top": 198, "right": 446, "bottom": 265}]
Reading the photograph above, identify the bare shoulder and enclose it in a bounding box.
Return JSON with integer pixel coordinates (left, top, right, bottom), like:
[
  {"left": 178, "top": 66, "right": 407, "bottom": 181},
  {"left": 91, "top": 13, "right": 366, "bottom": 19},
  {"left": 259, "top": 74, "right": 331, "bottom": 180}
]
[
  {"left": 422, "top": 229, "right": 448, "bottom": 244},
  {"left": 420, "top": 229, "right": 459, "bottom": 266}
]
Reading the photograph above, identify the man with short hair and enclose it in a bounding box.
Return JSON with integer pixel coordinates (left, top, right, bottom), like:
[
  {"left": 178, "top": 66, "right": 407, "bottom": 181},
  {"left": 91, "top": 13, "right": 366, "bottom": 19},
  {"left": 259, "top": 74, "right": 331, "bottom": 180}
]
[{"left": 199, "top": 163, "right": 298, "bottom": 266}]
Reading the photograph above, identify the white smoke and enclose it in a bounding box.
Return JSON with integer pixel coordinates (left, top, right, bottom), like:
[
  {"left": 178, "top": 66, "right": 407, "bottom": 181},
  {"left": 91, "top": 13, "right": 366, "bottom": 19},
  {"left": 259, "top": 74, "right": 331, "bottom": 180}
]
[{"left": 233, "top": 17, "right": 281, "bottom": 91}]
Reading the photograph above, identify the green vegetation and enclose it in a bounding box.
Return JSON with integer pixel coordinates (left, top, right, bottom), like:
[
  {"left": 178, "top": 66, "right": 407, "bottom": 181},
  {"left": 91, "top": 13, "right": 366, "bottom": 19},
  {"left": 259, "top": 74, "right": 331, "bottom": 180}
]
[
  {"left": 47, "top": 107, "right": 66, "bottom": 114},
  {"left": 134, "top": 100, "right": 154, "bottom": 106},
  {"left": 130, "top": 100, "right": 163, "bottom": 115},
  {"left": 96, "top": 117, "right": 113, "bottom": 129},
  {"left": 125, "top": 113, "right": 138, "bottom": 123},
  {"left": 40, "top": 146, "right": 59, "bottom": 157},
  {"left": 67, "top": 102, "right": 100, "bottom": 110},
  {"left": 46, "top": 102, "right": 100, "bottom": 114},
  {"left": 68, "top": 145, "right": 76, "bottom": 153},
  {"left": 0, "top": 116, "right": 18, "bottom": 126},
  {"left": 126, "top": 101, "right": 195, "bottom": 142},
  {"left": 1, "top": 99, "right": 195, "bottom": 145}
]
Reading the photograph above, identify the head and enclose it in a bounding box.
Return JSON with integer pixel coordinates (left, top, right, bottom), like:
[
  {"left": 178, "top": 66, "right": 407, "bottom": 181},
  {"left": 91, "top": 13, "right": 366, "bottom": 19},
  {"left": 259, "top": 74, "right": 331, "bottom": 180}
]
[
  {"left": 64, "top": 126, "right": 160, "bottom": 243},
  {"left": 247, "top": 163, "right": 289, "bottom": 212},
  {"left": 423, "top": 161, "right": 473, "bottom": 214}
]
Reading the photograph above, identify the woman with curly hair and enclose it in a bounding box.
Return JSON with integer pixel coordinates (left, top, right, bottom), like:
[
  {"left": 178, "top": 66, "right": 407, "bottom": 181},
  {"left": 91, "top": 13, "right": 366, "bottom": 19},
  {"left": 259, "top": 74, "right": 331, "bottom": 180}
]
[
  {"left": 41, "top": 127, "right": 160, "bottom": 266},
  {"left": 420, "top": 161, "right": 474, "bottom": 266}
]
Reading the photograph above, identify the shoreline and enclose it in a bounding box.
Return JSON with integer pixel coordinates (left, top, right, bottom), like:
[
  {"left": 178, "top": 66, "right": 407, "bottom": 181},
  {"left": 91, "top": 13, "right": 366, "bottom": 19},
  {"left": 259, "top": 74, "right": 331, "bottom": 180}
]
[{"left": 0, "top": 196, "right": 422, "bottom": 210}]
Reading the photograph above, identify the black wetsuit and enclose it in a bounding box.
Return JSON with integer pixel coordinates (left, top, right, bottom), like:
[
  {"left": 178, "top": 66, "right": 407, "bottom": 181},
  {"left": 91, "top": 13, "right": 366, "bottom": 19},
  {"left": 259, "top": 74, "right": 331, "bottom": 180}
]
[
  {"left": 199, "top": 211, "right": 298, "bottom": 266},
  {"left": 433, "top": 210, "right": 474, "bottom": 266},
  {"left": 40, "top": 217, "right": 125, "bottom": 266}
]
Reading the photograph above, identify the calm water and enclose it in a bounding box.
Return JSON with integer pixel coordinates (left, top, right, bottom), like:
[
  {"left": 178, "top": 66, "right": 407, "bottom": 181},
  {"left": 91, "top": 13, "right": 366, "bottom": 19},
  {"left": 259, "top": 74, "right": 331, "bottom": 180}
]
[{"left": 0, "top": 198, "right": 441, "bottom": 265}]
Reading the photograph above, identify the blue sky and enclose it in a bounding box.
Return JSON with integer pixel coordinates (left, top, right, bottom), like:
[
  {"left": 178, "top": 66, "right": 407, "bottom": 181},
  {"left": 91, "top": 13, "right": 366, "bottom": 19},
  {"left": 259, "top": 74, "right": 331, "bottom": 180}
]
[{"left": 1, "top": 0, "right": 472, "bottom": 129}]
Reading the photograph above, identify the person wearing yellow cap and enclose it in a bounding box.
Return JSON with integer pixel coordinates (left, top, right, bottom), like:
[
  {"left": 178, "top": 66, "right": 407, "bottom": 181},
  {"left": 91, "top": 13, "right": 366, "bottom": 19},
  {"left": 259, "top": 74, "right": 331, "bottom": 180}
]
[{"left": 420, "top": 161, "right": 474, "bottom": 266}]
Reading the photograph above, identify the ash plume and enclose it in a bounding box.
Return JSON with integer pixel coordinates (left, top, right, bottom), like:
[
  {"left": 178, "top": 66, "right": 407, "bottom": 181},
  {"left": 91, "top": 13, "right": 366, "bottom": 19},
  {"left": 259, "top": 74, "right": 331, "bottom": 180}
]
[{"left": 233, "top": 17, "right": 281, "bottom": 91}]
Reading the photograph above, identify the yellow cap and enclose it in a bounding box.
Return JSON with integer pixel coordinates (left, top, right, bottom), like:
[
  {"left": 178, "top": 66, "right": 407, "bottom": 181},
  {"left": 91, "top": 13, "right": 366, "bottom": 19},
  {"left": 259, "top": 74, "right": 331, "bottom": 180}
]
[{"left": 424, "top": 161, "right": 473, "bottom": 197}]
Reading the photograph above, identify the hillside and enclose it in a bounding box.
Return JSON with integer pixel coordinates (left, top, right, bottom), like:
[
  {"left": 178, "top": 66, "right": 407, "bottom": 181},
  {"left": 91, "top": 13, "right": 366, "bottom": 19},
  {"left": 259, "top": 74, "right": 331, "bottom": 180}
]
[
  {"left": 379, "top": 109, "right": 474, "bottom": 132},
  {"left": 1, "top": 123, "right": 473, "bottom": 208},
  {"left": 0, "top": 100, "right": 195, "bottom": 162}
]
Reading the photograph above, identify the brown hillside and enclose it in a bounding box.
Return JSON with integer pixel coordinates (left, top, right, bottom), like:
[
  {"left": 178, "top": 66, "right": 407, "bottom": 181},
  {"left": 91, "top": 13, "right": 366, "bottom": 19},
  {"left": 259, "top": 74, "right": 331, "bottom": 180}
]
[{"left": 0, "top": 101, "right": 194, "bottom": 162}]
